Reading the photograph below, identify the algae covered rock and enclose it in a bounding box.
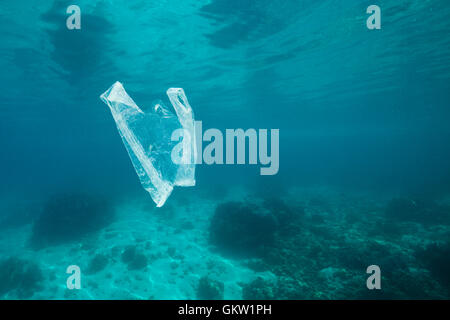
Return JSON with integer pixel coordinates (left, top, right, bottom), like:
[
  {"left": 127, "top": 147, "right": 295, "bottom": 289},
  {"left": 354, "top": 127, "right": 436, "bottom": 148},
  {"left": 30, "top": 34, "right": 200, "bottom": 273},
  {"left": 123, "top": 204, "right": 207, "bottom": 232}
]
[
  {"left": 0, "top": 257, "right": 44, "bottom": 298},
  {"left": 242, "top": 277, "right": 276, "bottom": 300},
  {"left": 197, "top": 276, "right": 224, "bottom": 299},
  {"left": 416, "top": 242, "right": 450, "bottom": 288},
  {"left": 29, "top": 193, "right": 114, "bottom": 249},
  {"left": 86, "top": 253, "right": 109, "bottom": 274},
  {"left": 121, "top": 245, "right": 148, "bottom": 270}
]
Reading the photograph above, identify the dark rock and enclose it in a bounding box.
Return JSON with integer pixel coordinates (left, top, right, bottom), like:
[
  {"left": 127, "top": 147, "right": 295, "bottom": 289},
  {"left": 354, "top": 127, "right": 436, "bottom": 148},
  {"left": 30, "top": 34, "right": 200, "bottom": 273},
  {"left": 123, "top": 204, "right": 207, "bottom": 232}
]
[
  {"left": 87, "top": 254, "right": 109, "bottom": 274},
  {"left": 242, "top": 277, "right": 276, "bottom": 299},
  {"left": 121, "top": 246, "right": 148, "bottom": 270},
  {"left": 197, "top": 276, "right": 224, "bottom": 299},
  {"left": 275, "top": 277, "right": 307, "bottom": 299},
  {"left": 29, "top": 193, "right": 114, "bottom": 249},
  {"left": 243, "top": 276, "right": 307, "bottom": 299},
  {"left": 0, "top": 257, "right": 44, "bottom": 298},
  {"left": 416, "top": 242, "right": 450, "bottom": 288}
]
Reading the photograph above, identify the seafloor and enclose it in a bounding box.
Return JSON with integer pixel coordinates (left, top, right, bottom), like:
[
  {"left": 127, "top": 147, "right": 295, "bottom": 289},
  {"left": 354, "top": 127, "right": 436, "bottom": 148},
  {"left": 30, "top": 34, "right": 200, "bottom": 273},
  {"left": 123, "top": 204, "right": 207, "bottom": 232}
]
[{"left": 0, "top": 186, "right": 448, "bottom": 299}]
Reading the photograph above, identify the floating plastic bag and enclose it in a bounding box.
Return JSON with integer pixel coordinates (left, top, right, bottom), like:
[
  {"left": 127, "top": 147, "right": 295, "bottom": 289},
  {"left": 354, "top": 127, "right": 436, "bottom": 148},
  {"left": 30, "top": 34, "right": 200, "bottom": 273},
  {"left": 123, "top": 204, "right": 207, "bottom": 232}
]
[{"left": 100, "top": 82, "right": 196, "bottom": 207}]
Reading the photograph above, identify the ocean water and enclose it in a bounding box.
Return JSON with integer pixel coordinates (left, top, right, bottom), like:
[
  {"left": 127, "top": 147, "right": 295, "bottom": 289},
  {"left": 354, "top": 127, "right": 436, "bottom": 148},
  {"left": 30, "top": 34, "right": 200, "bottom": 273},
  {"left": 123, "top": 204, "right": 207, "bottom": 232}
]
[{"left": 0, "top": 0, "right": 449, "bottom": 299}]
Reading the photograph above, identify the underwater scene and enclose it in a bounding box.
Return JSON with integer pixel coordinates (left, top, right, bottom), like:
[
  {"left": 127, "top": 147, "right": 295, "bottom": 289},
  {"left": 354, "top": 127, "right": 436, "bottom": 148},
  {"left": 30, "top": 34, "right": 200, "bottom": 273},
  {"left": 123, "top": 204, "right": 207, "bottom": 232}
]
[{"left": 0, "top": 0, "right": 449, "bottom": 300}]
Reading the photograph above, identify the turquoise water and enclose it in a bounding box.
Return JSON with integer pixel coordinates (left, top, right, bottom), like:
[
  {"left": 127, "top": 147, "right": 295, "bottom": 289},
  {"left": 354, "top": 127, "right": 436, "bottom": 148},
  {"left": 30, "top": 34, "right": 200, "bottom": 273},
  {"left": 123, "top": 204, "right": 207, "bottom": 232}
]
[{"left": 0, "top": 0, "right": 449, "bottom": 299}]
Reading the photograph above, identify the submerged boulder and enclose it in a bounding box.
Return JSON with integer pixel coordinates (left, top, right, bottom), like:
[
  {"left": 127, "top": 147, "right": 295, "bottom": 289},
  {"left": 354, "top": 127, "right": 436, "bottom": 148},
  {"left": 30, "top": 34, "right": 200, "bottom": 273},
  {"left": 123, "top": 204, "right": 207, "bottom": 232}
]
[
  {"left": 0, "top": 257, "right": 44, "bottom": 298},
  {"left": 415, "top": 242, "right": 450, "bottom": 288},
  {"left": 86, "top": 253, "right": 110, "bottom": 274},
  {"left": 121, "top": 245, "right": 148, "bottom": 270},
  {"left": 197, "top": 276, "right": 224, "bottom": 299},
  {"left": 29, "top": 193, "right": 114, "bottom": 249},
  {"left": 242, "top": 277, "right": 276, "bottom": 300}
]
